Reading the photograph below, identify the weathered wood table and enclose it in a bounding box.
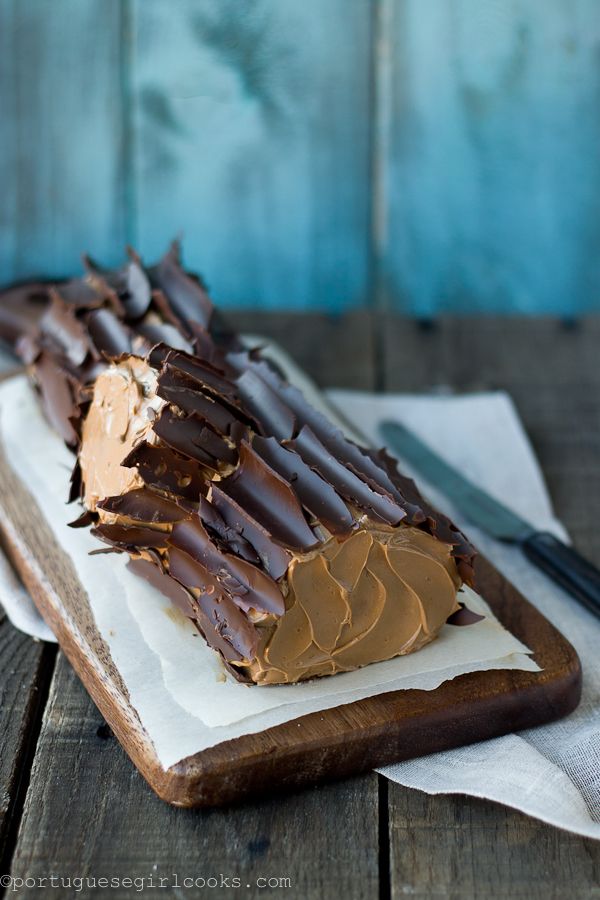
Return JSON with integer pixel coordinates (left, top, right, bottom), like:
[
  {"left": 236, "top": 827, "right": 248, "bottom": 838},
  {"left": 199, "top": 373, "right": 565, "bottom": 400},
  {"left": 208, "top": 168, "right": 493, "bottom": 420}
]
[{"left": 1, "top": 314, "right": 599, "bottom": 898}]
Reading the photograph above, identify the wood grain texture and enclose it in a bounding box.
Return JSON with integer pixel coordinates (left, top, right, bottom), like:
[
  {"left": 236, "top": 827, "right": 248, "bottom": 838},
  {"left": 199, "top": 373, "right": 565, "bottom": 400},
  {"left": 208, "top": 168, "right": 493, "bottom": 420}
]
[
  {"left": 384, "top": 0, "right": 600, "bottom": 315},
  {"left": 0, "top": 0, "right": 126, "bottom": 283},
  {"left": 10, "top": 654, "right": 379, "bottom": 899},
  {"left": 0, "top": 607, "right": 54, "bottom": 874},
  {"left": 387, "top": 787, "right": 600, "bottom": 900},
  {"left": 381, "top": 314, "right": 600, "bottom": 899},
  {"left": 129, "top": 0, "right": 373, "bottom": 312}
]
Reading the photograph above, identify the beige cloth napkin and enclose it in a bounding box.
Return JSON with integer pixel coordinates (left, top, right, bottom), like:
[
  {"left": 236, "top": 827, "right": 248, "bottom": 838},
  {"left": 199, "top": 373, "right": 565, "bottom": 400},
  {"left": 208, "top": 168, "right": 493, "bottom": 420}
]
[{"left": 327, "top": 389, "right": 600, "bottom": 841}]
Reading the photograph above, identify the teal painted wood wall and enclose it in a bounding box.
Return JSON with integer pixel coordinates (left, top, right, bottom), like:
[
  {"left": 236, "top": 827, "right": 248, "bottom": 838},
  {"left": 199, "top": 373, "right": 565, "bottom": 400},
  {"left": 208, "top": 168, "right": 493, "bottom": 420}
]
[{"left": 1, "top": 0, "right": 599, "bottom": 314}]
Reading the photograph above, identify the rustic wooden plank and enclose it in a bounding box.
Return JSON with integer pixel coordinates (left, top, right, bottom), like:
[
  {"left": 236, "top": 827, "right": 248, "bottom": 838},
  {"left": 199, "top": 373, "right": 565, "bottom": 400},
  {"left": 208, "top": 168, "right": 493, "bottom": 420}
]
[
  {"left": 382, "top": 315, "right": 600, "bottom": 898},
  {"left": 10, "top": 654, "right": 379, "bottom": 898},
  {"left": 388, "top": 786, "right": 600, "bottom": 900},
  {"left": 0, "top": 608, "right": 55, "bottom": 873},
  {"left": 384, "top": 0, "right": 600, "bottom": 315},
  {"left": 0, "top": 0, "right": 126, "bottom": 284},
  {"left": 129, "top": 0, "right": 373, "bottom": 311},
  {"left": 7, "top": 314, "right": 381, "bottom": 895},
  {"left": 229, "top": 309, "right": 378, "bottom": 390}
]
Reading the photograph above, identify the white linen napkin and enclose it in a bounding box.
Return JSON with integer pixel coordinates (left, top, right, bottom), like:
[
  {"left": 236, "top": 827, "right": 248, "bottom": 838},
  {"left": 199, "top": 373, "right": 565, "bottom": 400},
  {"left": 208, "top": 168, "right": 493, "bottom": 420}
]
[{"left": 327, "top": 389, "right": 600, "bottom": 841}]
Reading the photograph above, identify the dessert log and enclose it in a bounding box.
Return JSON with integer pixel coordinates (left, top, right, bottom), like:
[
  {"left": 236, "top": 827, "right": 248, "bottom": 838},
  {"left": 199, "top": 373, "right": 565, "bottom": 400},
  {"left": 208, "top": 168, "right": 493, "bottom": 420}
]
[{"left": 0, "top": 244, "right": 476, "bottom": 684}]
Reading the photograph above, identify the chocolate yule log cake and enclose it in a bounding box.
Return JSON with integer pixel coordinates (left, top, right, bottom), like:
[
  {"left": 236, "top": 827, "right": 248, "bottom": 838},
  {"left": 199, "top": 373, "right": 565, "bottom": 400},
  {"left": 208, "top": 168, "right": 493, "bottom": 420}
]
[{"left": 0, "top": 244, "right": 477, "bottom": 684}]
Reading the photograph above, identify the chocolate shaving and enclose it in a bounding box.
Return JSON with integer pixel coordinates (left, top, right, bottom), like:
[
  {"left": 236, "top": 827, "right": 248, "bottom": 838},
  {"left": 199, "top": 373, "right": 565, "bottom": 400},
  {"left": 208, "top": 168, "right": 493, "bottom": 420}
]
[
  {"left": 152, "top": 408, "right": 237, "bottom": 467},
  {"left": 252, "top": 435, "right": 354, "bottom": 534},
  {"left": 86, "top": 308, "right": 132, "bottom": 358},
  {"left": 167, "top": 545, "right": 259, "bottom": 660},
  {"left": 219, "top": 442, "right": 319, "bottom": 551},
  {"left": 447, "top": 602, "right": 485, "bottom": 626},
  {"left": 169, "top": 517, "right": 285, "bottom": 616},
  {"left": 288, "top": 426, "right": 406, "bottom": 526},
  {"left": 210, "top": 485, "right": 290, "bottom": 580},
  {"left": 149, "top": 241, "right": 213, "bottom": 331},
  {"left": 121, "top": 443, "right": 208, "bottom": 501}
]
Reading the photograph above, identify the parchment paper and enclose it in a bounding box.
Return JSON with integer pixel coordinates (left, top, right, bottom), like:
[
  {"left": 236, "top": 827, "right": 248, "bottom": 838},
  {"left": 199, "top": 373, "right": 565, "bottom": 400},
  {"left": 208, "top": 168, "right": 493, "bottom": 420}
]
[{"left": 0, "top": 375, "right": 538, "bottom": 769}]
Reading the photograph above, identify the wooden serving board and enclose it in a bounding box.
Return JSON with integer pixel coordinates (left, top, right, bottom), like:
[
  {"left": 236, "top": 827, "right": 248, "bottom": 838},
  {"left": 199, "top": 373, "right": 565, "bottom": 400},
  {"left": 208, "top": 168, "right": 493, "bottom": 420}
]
[{"left": 0, "top": 437, "right": 582, "bottom": 809}]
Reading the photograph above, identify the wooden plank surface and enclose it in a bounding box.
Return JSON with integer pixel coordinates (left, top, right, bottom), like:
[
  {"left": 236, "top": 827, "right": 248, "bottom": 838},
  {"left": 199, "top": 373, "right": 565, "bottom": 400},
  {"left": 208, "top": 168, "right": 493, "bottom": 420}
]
[
  {"left": 129, "top": 0, "right": 373, "bottom": 311},
  {"left": 381, "top": 315, "right": 600, "bottom": 899},
  {"left": 0, "top": 608, "right": 55, "bottom": 875},
  {"left": 383, "top": 0, "right": 600, "bottom": 315},
  {"left": 0, "top": 0, "right": 126, "bottom": 282}
]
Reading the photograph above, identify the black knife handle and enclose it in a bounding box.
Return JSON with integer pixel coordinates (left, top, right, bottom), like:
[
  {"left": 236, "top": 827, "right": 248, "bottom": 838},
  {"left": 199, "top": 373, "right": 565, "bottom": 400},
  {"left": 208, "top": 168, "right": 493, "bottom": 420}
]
[{"left": 522, "top": 531, "right": 600, "bottom": 618}]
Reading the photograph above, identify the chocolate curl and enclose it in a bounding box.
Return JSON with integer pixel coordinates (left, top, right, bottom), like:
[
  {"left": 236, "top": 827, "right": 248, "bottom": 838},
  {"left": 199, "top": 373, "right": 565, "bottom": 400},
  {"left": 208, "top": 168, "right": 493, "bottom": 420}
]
[
  {"left": 121, "top": 442, "right": 208, "bottom": 501},
  {"left": 234, "top": 369, "right": 296, "bottom": 441},
  {"left": 40, "top": 291, "right": 94, "bottom": 368},
  {"left": 152, "top": 408, "right": 237, "bottom": 468},
  {"left": 169, "top": 518, "right": 285, "bottom": 616},
  {"left": 85, "top": 308, "right": 133, "bottom": 358},
  {"left": 156, "top": 364, "right": 248, "bottom": 437},
  {"left": 219, "top": 442, "right": 319, "bottom": 552},
  {"left": 210, "top": 485, "right": 291, "bottom": 580},
  {"left": 197, "top": 497, "right": 260, "bottom": 565},
  {"left": 91, "top": 523, "right": 171, "bottom": 550},
  {"left": 97, "top": 487, "right": 190, "bottom": 524},
  {"left": 128, "top": 555, "right": 253, "bottom": 673},
  {"left": 161, "top": 348, "right": 238, "bottom": 401},
  {"left": 33, "top": 352, "right": 80, "bottom": 447},
  {"left": 0, "top": 281, "right": 50, "bottom": 348},
  {"left": 447, "top": 603, "right": 485, "bottom": 626},
  {"left": 251, "top": 435, "right": 354, "bottom": 535},
  {"left": 288, "top": 426, "right": 406, "bottom": 527},
  {"left": 149, "top": 240, "right": 214, "bottom": 331}
]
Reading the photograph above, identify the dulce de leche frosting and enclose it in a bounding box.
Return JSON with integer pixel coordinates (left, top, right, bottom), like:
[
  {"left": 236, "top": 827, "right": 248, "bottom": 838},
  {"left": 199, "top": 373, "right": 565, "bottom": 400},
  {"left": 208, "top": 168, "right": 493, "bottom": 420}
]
[
  {"left": 242, "top": 525, "right": 461, "bottom": 683},
  {"left": 79, "top": 357, "right": 163, "bottom": 511}
]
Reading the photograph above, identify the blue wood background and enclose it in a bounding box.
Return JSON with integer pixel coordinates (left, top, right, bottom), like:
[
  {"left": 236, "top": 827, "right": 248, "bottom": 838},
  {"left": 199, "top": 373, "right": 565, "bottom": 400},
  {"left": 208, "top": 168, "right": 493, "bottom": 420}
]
[{"left": 1, "top": 0, "right": 599, "bottom": 314}]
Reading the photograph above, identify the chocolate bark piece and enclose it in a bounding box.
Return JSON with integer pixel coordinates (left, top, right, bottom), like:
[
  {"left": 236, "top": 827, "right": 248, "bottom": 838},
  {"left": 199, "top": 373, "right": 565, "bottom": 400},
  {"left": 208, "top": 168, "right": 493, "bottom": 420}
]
[
  {"left": 210, "top": 485, "right": 290, "bottom": 580},
  {"left": 156, "top": 365, "right": 247, "bottom": 436},
  {"left": 167, "top": 545, "right": 259, "bottom": 660},
  {"left": 234, "top": 369, "right": 296, "bottom": 440},
  {"left": 92, "top": 523, "right": 171, "bottom": 550},
  {"left": 149, "top": 240, "right": 213, "bottom": 331},
  {"left": 40, "top": 291, "right": 94, "bottom": 368},
  {"left": 97, "top": 487, "right": 190, "bottom": 525},
  {"left": 85, "top": 308, "right": 133, "bottom": 358},
  {"left": 169, "top": 517, "right": 285, "bottom": 616},
  {"left": 218, "top": 442, "right": 319, "bottom": 551},
  {"left": 128, "top": 555, "right": 253, "bottom": 676},
  {"left": 251, "top": 435, "right": 354, "bottom": 534},
  {"left": 121, "top": 443, "right": 208, "bottom": 501},
  {"left": 288, "top": 426, "right": 406, "bottom": 526},
  {"left": 33, "top": 352, "right": 80, "bottom": 447},
  {"left": 197, "top": 496, "right": 260, "bottom": 565},
  {"left": 152, "top": 408, "right": 237, "bottom": 468}
]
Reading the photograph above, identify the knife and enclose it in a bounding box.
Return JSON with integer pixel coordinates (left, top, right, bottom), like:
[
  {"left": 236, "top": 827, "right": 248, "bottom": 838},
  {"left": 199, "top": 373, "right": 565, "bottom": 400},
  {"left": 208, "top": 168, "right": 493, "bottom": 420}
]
[{"left": 380, "top": 420, "right": 600, "bottom": 619}]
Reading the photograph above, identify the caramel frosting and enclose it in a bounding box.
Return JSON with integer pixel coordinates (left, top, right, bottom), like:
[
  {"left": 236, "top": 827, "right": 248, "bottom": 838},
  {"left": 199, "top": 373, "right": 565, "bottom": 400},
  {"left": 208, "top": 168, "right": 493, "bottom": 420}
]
[
  {"left": 79, "top": 358, "right": 163, "bottom": 511},
  {"left": 243, "top": 526, "right": 461, "bottom": 683},
  {"left": 1, "top": 240, "right": 479, "bottom": 685}
]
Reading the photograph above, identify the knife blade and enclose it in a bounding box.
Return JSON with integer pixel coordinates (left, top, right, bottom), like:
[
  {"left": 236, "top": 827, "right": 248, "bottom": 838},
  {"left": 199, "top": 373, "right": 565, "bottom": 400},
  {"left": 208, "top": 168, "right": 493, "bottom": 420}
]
[{"left": 380, "top": 420, "right": 600, "bottom": 619}]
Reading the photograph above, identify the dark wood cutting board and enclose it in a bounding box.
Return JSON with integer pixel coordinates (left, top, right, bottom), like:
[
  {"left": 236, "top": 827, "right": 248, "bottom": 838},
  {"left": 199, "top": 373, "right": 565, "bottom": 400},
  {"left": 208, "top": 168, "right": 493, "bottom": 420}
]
[{"left": 0, "top": 385, "right": 581, "bottom": 808}]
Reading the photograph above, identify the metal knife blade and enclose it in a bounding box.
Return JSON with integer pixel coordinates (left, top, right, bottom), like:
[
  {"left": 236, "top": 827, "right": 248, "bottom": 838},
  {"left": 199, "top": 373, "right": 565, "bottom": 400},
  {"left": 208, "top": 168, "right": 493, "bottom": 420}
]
[{"left": 379, "top": 420, "right": 537, "bottom": 542}]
